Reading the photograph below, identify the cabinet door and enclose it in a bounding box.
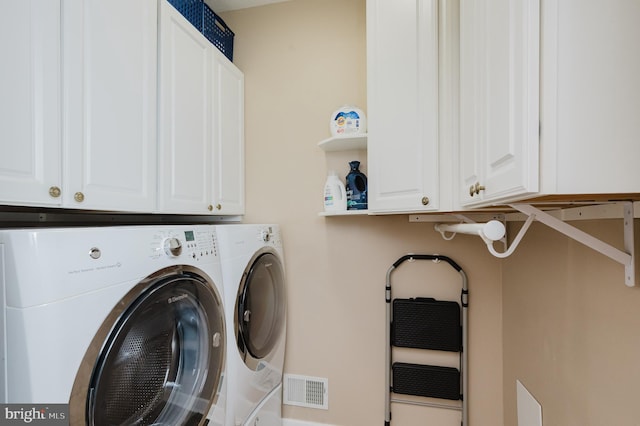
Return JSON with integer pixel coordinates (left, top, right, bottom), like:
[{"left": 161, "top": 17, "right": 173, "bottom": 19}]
[
  {"left": 212, "top": 52, "right": 245, "bottom": 215},
  {"left": 367, "top": 0, "right": 440, "bottom": 213},
  {"left": 541, "top": 0, "right": 640, "bottom": 195},
  {"left": 0, "top": 0, "right": 62, "bottom": 206},
  {"left": 63, "top": 0, "right": 158, "bottom": 212},
  {"left": 158, "top": 0, "right": 213, "bottom": 214},
  {"left": 459, "top": 0, "right": 540, "bottom": 206}
]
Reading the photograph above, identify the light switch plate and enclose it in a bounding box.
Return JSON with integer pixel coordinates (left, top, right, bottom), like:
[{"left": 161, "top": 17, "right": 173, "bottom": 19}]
[{"left": 517, "top": 380, "right": 543, "bottom": 426}]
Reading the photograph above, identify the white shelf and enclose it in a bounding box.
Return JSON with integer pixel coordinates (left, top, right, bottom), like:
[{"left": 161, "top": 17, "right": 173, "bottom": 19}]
[
  {"left": 318, "top": 134, "right": 367, "bottom": 152},
  {"left": 318, "top": 134, "right": 368, "bottom": 217},
  {"left": 318, "top": 209, "right": 369, "bottom": 217}
]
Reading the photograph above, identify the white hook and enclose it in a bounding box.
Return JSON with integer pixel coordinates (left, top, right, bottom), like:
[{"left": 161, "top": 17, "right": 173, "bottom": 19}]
[{"left": 484, "top": 213, "right": 535, "bottom": 258}]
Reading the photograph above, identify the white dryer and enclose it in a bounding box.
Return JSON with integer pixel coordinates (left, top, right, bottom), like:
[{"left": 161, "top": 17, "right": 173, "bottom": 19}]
[
  {"left": 0, "top": 225, "right": 227, "bottom": 426},
  {"left": 215, "top": 225, "right": 286, "bottom": 426}
]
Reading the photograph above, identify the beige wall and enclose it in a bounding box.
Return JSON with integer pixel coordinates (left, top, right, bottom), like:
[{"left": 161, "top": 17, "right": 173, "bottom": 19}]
[
  {"left": 221, "top": 2, "right": 640, "bottom": 425},
  {"left": 502, "top": 220, "right": 640, "bottom": 426},
  {"left": 222, "top": 1, "right": 503, "bottom": 425}
]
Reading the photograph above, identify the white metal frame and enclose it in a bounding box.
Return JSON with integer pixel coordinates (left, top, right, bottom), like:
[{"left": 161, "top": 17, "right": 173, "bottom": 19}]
[
  {"left": 508, "top": 203, "right": 635, "bottom": 287},
  {"left": 422, "top": 201, "right": 636, "bottom": 287}
]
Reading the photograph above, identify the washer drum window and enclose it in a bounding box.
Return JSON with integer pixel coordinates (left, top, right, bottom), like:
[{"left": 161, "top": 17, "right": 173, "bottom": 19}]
[{"left": 69, "top": 266, "right": 225, "bottom": 426}]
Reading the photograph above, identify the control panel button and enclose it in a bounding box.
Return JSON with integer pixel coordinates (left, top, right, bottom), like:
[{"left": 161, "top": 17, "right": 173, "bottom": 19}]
[{"left": 163, "top": 237, "right": 183, "bottom": 257}]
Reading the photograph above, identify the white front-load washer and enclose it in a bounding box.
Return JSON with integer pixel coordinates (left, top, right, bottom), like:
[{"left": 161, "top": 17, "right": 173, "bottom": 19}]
[
  {"left": 215, "top": 224, "right": 286, "bottom": 426},
  {"left": 0, "top": 225, "right": 227, "bottom": 426}
]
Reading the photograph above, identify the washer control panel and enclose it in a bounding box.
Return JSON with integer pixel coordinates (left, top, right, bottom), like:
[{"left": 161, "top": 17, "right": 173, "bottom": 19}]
[{"left": 151, "top": 228, "right": 219, "bottom": 261}]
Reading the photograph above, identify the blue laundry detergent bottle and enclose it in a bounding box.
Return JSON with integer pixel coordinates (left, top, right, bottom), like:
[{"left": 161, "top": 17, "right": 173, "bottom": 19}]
[{"left": 345, "top": 161, "right": 367, "bottom": 210}]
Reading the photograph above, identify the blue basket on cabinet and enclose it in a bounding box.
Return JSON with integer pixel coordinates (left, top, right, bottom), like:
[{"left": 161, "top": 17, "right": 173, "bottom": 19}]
[
  {"left": 167, "top": 0, "right": 235, "bottom": 61},
  {"left": 203, "top": 3, "right": 234, "bottom": 61}
]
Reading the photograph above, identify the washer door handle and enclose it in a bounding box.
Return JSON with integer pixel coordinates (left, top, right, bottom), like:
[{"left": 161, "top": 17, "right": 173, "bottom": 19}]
[{"left": 243, "top": 310, "right": 251, "bottom": 323}]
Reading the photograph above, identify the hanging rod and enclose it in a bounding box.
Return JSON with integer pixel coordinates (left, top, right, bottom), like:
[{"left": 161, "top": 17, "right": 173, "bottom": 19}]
[
  {"left": 430, "top": 201, "right": 636, "bottom": 287},
  {"left": 434, "top": 220, "right": 506, "bottom": 245}
]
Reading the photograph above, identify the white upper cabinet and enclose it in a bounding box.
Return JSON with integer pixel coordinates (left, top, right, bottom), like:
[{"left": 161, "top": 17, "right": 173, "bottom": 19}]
[
  {"left": 458, "top": 0, "right": 539, "bottom": 207},
  {"left": 0, "top": 0, "right": 244, "bottom": 215},
  {"left": 63, "top": 0, "right": 158, "bottom": 212},
  {"left": 212, "top": 53, "right": 245, "bottom": 215},
  {"left": 539, "top": 0, "right": 640, "bottom": 196},
  {"left": 366, "top": 0, "right": 441, "bottom": 213},
  {"left": 0, "top": 0, "right": 62, "bottom": 206},
  {"left": 158, "top": 0, "right": 213, "bottom": 214},
  {"left": 0, "top": 0, "right": 157, "bottom": 212},
  {"left": 459, "top": 0, "right": 640, "bottom": 207},
  {"left": 158, "top": 0, "right": 245, "bottom": 215}
]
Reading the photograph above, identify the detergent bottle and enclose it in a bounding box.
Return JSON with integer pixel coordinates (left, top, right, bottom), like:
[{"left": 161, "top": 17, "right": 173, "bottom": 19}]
[
  {"left": 323, "top": 171, "right": 347, "bottom": 212},
  {"left": 329, "top": 105, "right": 367, "bottom": 137},
  {"left": 345, "top": 161, "right": 367, "bottom": 210}
]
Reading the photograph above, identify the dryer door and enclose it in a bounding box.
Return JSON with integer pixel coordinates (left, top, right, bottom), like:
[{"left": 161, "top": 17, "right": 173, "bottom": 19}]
[
  {"left": 236, "top": 248, "right": 286, "bottom": 367},
  {"left": 70, "top": 266, "right": 225, "bottom": 426}
]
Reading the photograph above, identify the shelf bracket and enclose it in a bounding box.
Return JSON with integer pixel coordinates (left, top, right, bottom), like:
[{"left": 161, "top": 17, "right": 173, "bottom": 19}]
[
  {"left": 509, "top": 202, "right": 635, "bottom": 287},
  {"left": 431, "top": 202, "right": 636, "bottom": 287}
]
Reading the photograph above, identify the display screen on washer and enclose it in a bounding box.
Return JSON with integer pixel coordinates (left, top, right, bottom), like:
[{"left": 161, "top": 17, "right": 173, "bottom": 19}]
[{"left": 184, "top": 230, "right": 195, "bottom": 241}]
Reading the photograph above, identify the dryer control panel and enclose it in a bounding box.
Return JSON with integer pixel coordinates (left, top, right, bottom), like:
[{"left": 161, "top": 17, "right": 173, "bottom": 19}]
[{"left": 256, "top": 226, "right": 283, "bottom": 249}]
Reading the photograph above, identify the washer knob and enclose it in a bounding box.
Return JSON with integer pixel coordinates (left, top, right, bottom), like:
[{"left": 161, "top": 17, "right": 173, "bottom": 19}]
[
  {"left": 260, "top": 229, "right": 271, "bottom": 242},
  {"left": 163, "top": 237, "right": 183, "bottom": 257}
]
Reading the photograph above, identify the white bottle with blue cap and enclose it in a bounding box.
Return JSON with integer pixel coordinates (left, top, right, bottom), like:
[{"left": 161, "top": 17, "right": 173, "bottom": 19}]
[{"left": 323, "top": 170, "right": 347, "bottom": 212}]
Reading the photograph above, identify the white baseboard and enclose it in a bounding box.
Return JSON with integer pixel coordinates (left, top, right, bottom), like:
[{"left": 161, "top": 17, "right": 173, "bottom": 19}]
[{"left": 283, "top": 419, "right": 336, "bottom": 426}]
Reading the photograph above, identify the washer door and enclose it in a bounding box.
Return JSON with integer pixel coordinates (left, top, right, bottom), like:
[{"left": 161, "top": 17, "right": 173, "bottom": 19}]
[
  {"left": 70, "top": 266, "right": 225, "bottom": 426},
  {"left": 236, "top": 248, "right": 286, "bottom": 368}
]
